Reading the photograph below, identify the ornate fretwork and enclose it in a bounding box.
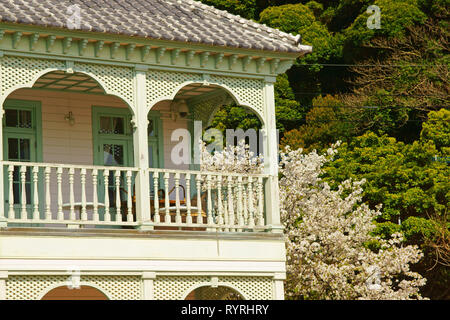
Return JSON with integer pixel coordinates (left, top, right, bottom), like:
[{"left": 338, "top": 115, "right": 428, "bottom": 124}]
[
  {"left": 146, "top": 70, "right": 265, "bottom": 120},
  {"left": 5, "top": 275, "right": 142, "bottom": 300},
  {"left": 153, "top": 276, "right": 273, "bottom": 300},
  {"left": 0, "top": 56, "right": 65, "bottom": 98},
  {"left": 73, "top": 62, "right": 135, "bottom": 108},
  {"left": 0, "top": 56, "right": 135, "bottom": 109},
  {"left": 190, "top": 91, "right": 234, "bottom": 128}
]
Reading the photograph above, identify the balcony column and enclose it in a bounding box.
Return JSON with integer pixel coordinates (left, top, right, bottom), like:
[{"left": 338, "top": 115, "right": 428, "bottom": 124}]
[
  {"left": 262, "top": 76, "right": 283, "bottom": 233},
  {"left": 142, "top": 272, "right": 156, "bottom": 300},
  {"left": 133, "top": 66, "right": 152, "bottom": 230},
  {"left": 0, "top": 103, "right": 6, "bottom": 228},
  {"left": 0, "top": 271, "right": 7, "bottom": 300},
  {"left": 273, "top": 272, "right": 285, "bottom": 300}
]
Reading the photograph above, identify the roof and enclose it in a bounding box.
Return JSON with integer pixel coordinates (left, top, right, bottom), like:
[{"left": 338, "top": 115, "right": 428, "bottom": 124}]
[{"left": 0, "top": 0, "right": 311, "bottom": 54}]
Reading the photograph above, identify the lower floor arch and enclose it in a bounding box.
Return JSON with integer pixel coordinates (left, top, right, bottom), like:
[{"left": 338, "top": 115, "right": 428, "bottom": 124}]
[
  {"left": 184, "top": 285, "right": 245, "bottom": 300},
  {"left": 41, "top": 285, "right": 109, "bottom": 300}
]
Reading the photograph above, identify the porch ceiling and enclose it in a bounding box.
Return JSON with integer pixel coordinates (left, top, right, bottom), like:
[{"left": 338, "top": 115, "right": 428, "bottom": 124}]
[
  {"left": 31, "top": 72, "right": 227, "bottom": 102},
  {"left": 175, "top": 84, "right": 224, "bottom": 102},
  {"left": 32, "top": 71, "right": 104, "bottom": 94}
]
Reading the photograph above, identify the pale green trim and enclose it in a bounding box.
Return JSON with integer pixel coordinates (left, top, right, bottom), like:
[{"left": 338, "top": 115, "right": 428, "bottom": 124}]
[
  {"left": 2, "top": 98, "right": 43, "bottom": 162},
  {"left": 147, "top": 110, "right": 164, "bottom": 169},
  {"left": 91, "top": 106, "right": 134, "bottom": 167},
  {"left": 0, "top": 24, "right": 300, "bottom": 77},
  {"left": 0, "top": 50, "right": 280, "bottom": 79},
  {"left": 0, "top": 22, "right": 301, "bottom": 59},
  {"left": 2, "top": 99, "right": 44, "bottom": 224}
]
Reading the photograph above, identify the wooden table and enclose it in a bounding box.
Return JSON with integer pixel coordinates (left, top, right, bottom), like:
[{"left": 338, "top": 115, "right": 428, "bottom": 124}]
[{"left": 62, "top": 202, "right": 106, "bottom": 228}]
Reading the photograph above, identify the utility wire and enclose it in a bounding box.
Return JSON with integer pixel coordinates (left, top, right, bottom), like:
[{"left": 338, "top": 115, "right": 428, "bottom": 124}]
[
  {"left": 288, "top": 105, "right": 450, "bottom": 109},
  {"left": 291, "top": 92, "right": 449, "bottom": 98},
  {"left": 297, "top": 119, "right": 448, "bottom": 123},
  {"left": 296, "top": 63, "right": 449, "bottom": 67}
]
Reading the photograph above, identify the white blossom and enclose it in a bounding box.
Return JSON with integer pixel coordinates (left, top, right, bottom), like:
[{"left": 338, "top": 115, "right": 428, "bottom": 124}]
[{"left": 200, "top": 140, "right": 426, "bottom": 299}]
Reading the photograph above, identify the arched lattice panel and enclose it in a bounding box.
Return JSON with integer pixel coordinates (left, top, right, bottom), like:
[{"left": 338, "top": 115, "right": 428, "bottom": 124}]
[
  {"left": 146, "top": 70, "right": 203, "bottom": 106},
  {"left": 189, "top": 286, "right": 244, "bottom": 300},
  {"left": 74, "top": 62, "right": 135, "bottom": 108},
  {"left": 153, "top": 276, "right": 209, "bottom": 300},
  {"left": 209, "top": 75, "right": 265, "bottom": 119},
  {"left": 191, "top": 92, "right": 234, "bottom": 128},
  {"left": 219, "top": 276, "right": 273, "bottom": 300},
  {"left": 154, "top": 276, "right": 273, "bottom": 300},
  {"left": 0, "top": 56, "right": 65, "bottom": 97},
  {"left": 5, "top": 275, "right": 142, "bottom": 300},
  {"left": 146, "top": 70, "right": 265, "bottom": 120}
]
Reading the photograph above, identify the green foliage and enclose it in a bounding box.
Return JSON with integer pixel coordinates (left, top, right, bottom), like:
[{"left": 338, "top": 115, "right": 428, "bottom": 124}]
[
  {"left": 198, "top": 0, "right": 257, "bottom": 19},
  {"left": 280, "top": 95, "right": 358, "bottom": 152},
  {"left": 210, "top": 104, "right": 261, "bottom": 133},
  {"left": 344, "top": 0, "right": 428, "bottom": 45},
  {"left": 323, "top": 130, "right": 449, "bottom": 223},
  {"left": 260, "top": 3, "right": 344, "bottom": 66},
  {"left": 274, "top": 74, "right": 304, "bottom": 133},
  {"left": 204, "top": 0, "right": 449, "bottom": 300},
  {"left": 322, "top": 116, "right": 450, "bottom": 299},
  {"left": 259, "top": 4, "right": 316, "bottom": 34},
  {"left": 420, "top": 108, "right": 450, "bottom": 153}
]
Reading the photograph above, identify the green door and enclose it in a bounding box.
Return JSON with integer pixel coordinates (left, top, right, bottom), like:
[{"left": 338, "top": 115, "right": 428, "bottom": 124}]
[
  {"left": 2, "top": 100, "right": 42, "bottom": 221},
  {"left": 147, "top": 112, "right": 164, "bottom": 196},
  {"left": 92, "top": 107, "right": 133, "bottom": 223}
]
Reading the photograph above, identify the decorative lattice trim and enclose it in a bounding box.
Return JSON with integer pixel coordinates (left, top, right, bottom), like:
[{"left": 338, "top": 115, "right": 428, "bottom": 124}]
[
  {"left": 0, "top": 56, "right": 135, "bottom": 110},
  {"left": 74, "top": 62, "right": 135, "bottom": 108},
  {"left": 146, "top": 70, "right": 265, "bottom": 120},
  {"left": 5, "top": 275, "right": 142, "bottom": 300},
  {"left": 0, "top": 56, "right": 65, "bottom": 97},
  {"left": 154, "top": 276, "right": 273, "bottom": 300}
]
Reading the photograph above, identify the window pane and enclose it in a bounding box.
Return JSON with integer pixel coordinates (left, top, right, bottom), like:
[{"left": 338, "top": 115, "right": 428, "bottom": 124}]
[
  {"left": 8, "top": 138, "right": 19, "bottom": 160},
  {"left": 5, "top": 109, "right": 18, "bottom": 128},
  {"left": 112, "top": 117, "right": 124, "bottom": 134},
  {"left": 148, "top": 146, "right": 154, "bottom": 167},
  {"left": 20, "top": 139, "right": 31, "bottom": 161},
  {"left": 19, "top": 110, "right": 32, "bottom": 128},
  {"left": 148, "top": 119, "right": 155, "bottom": 137},
  {"left": 99, "top": 116, "right": 125, "bottom": 134},
  {"left": 99, "top": 116, "right": 112, "bottom": 134},
  {"left": 103, "top": 144, "right": 124, "bottom": 166}
]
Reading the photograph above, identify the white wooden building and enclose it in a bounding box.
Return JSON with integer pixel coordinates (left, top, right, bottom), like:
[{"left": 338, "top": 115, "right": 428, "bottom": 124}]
[{"left": 0, "top": 0, "right": 311, "bottom": 300}]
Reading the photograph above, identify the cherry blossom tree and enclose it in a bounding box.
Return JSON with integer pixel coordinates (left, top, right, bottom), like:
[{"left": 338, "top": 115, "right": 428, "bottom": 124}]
[{"left": 200, "top": 141, "right": 427, "bottom": 299}]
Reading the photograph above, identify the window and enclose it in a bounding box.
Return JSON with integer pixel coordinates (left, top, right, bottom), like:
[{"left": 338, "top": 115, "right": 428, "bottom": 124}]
[{"left": 2, "top": 100, "right": 42, "bottom": 209}]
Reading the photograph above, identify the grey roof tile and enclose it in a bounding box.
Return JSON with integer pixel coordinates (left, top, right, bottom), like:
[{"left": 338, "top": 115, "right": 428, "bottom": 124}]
[{"left": 0, "top": 0, "right": 308, "bottom": 53}]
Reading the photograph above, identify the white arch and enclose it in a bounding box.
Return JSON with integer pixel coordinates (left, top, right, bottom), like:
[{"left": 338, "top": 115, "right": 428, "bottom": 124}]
[
  {"left": 147, "top": 80, "right": 265, "bottom": 124},
  {"left": 181, "top": 282, "right": 248, "bottom": 300},
  {"left": 36, "top": 281, "right": 113, "bottom": 300},
  {"left": 0, "top": 67, "right": 135, "bottom": 116}
]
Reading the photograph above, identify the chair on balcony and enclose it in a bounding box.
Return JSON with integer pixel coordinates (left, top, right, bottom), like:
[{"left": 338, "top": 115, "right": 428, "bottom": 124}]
[
  {"left": 152, "top": 185, "right": 207, "bottom": 224},
  {"left": 121, "top": 184, "right": 207, "bottom": 227}
]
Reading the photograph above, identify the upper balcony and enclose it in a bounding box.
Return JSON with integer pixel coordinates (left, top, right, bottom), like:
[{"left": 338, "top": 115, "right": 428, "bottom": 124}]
[{"left": 0, "top": 64, "right": 279, "bottom": 234}]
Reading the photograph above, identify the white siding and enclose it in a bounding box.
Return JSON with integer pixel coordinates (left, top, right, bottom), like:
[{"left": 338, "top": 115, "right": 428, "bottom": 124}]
[
  {"left": 6, "top": 89, "right": 191, "bottom": 213},
  {"left": 9, "top": 89, "right": 128, "bottom": 166}
]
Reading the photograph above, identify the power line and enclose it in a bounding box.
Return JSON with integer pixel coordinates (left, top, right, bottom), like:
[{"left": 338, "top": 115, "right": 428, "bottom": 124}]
[
  {"left": 291, "top": 92, "right": 449, "bottom": 98},
  {"left": 296, "top": 63, "right": 448, "bottom": 67},
  {"left": 297, "top": 118, "right": 448, "bottom": 123},
  {"left": 290, "top": 105, "right": 450, "bottom": 109}
]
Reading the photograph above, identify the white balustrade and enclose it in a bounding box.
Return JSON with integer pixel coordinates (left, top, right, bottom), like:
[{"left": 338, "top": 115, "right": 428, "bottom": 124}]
[
  {"left": 3, "top": 161, "right": 138, "bottom": 228},
  {"left": 2, "top": 161, "right": 269, "bottom": 232},
  {"left": 146, "top": 168, "right": 269, "bottom": 233}
]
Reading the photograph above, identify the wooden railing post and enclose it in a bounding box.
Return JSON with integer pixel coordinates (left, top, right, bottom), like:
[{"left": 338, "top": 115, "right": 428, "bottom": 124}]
[
  {"left": 262, "top": 77, "right": 283, "bottom": 233},
  {"left": 134, "top": 66, "right": 152, "bottom": 230},
  {"left": 0, "top": 110, "right": 6, "bottom": 228}
]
